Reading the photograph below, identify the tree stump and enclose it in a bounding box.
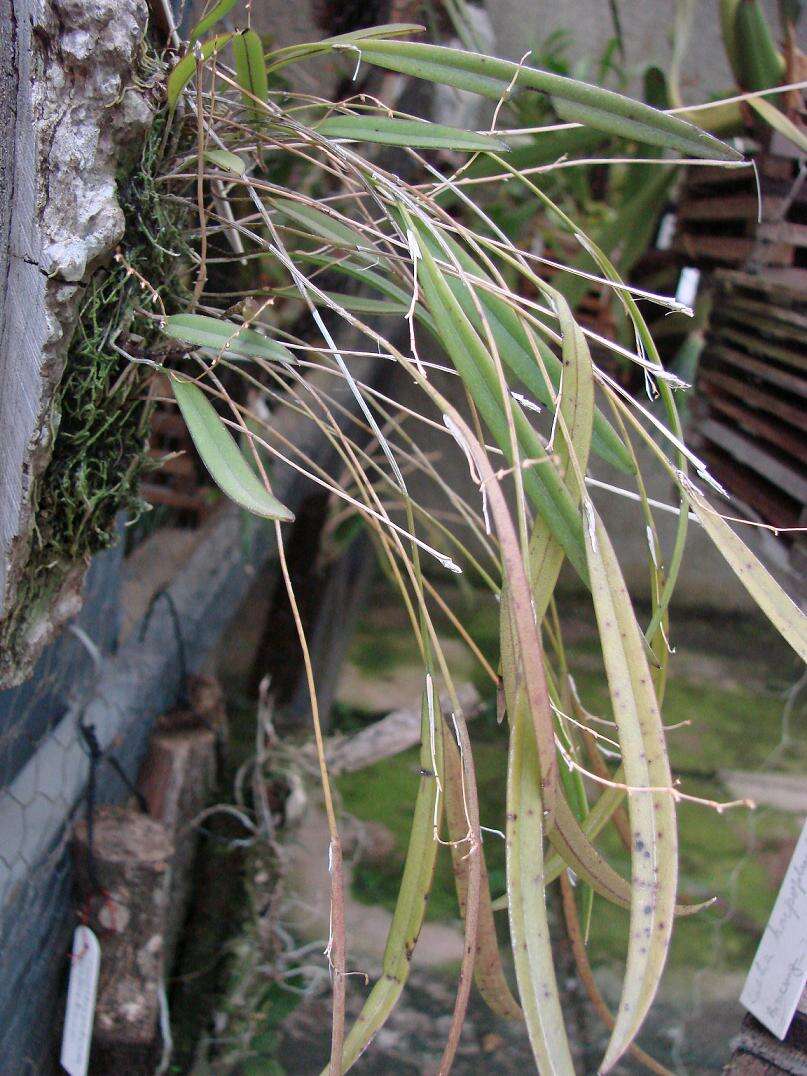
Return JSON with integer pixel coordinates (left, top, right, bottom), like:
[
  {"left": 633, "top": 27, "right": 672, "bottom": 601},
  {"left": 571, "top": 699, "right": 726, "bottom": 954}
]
[
  {"left": 72, "top": 805, "right": 173, "bottom": 1074},
  {"left": 137, "top": 674, "right": 227, "bottom": 967}
]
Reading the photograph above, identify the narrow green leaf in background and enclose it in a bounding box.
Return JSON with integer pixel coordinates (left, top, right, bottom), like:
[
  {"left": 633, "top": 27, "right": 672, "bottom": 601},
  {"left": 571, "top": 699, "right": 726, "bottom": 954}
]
[
  {"left": 330, "top": 683, "right": 444, "bottom": 1073},
  {"left": 233, "top": 29, "right": 268, "bottom": 120},
  {"left": 202, "top": 148, "right": 247, "bottom": 175},
  {"left": 167, "top": 33, "right": 234, "bottom": 110},
  {"left": 506, "top": 696, "right": 575, "bottom": 1074},
  {"left": 316, "top": 114, "right": 510, "bottom": 152},
  {"left": 189, "top": 0, "right": 239, "bottom": 43},
  {"left": 350, "top": 40, "right": 742, "bottom": 160}
]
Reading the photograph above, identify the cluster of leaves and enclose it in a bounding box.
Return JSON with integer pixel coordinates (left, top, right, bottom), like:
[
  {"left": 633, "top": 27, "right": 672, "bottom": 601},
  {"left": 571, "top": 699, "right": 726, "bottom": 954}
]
[{"left": 151, "top": 6, "right": 806, "bottom": 1074}]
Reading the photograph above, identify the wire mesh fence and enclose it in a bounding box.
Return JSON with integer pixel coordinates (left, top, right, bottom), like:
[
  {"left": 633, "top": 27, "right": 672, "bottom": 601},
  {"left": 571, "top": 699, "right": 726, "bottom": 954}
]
[{"left": 0, "top": 502, "right": 276, "bottom": 1070}]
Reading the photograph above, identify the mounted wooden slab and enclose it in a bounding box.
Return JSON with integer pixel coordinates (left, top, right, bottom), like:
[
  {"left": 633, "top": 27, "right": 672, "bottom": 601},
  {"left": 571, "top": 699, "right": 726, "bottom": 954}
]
[{"left": 0, "top": 0, "right": 153, "bottom": 686}]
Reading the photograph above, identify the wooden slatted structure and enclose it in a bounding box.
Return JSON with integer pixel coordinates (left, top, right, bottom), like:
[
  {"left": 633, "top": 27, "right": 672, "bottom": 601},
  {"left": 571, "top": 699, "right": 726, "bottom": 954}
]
[
  {"left": 693, "top": 271, "right": 806, "bottom": 559},
  {"left": 674, "top": 149, "right": 807, "bottom": 292}
]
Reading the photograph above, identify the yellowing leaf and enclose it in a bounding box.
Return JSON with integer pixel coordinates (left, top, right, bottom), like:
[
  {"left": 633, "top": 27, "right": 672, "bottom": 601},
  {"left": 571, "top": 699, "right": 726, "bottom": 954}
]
[
  {"left": 585, "top": 506, "right": 677, "bottom": 1072},
  {"left": 749, "top": 96, "right": 807, "bottom": 153},
  {"left": 689, "top": 484, "right": 807, "bottom": 662}
]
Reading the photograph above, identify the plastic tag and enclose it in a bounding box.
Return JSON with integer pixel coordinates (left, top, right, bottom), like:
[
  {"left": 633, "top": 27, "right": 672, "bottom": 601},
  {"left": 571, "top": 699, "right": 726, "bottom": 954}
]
[
  {"left": 60, "top": 926, "right": 100, "bottom": 1076},
  {"left": 675, "top": 266, "right": 700, "bottom": 308},
  {"left": 656, "top": 212, "right": 676, "bottom": 251},
  {"left": 741, "top": 819, "right": 807, "bottom": 1039}
]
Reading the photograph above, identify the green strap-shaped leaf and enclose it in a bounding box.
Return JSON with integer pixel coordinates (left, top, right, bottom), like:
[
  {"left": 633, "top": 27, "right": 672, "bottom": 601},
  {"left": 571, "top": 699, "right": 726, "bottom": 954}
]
[
  {"left": 411, "top": 220, "right": 590, "bottom": 582},
  {"left": 720, "top": 0, "right": 744, "bottom": 84},
  {"left": 316, "top": 114, "right": 510, "bottom": 152},
  {"left": 506, "top": 697, "right": 575, "bottom": 1073},
  {"left": 420, "top": 229, "right": 635, "bottom": 475},
  {"left": 688, "top": 485, "right": 807, "bottom": 662},
  {"left": 330, "top": 683, "right": 444, "bottom": 1073},
  {"left": 265, "top": 23, "right": 424, "bottom": 74},
  {"left": 232, "top": 29, "right": 268, "bottom": 120},
  {"left": 734, "top": 0, "right": 785, "bottom": 91},
  {"left": 350, "top": 40, "right": 741, "bottom": 161},
  {"left": 164, "top": 313, "right": 296, "bottom": 364},
  {"left": 189, "top": 0, "right": 239, "bottom": 43},
  {"left": 585, "top": 506, "right": 677, "bottom": 1073},
  {"left": 491, "top": 779, "right": 627, "bottom": 911},
  {"left": 171, "top": 377, "right": 294, "bottom": 522},
  {"left": 167, "top": 33, "right": 234, "bottom": 110},
  {"left": 500, "top": 584, "right": 637, "bottom": 912},
  {"left": 273, "top": 199, "right": 376, "bottom": 264},
  {"left": 526, "top": 284, "right": 594, "bottom": 625},
  {"left": 272, "top": 287, "right": 409, "bottom": 316},
  {"left": 748, "top": 96, "right": 807, "bottom": 153}
]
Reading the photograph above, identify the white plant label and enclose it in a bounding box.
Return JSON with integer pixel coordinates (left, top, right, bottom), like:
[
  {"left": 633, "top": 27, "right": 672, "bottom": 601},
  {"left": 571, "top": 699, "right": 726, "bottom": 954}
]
[
  {"left": 741, "top": 819, "right": 807, "bottom": 1039},
  {"left": 675, "top": 266, "right": 700, "bottom": 308},
  {"left": 655, "top": 212, "right": 676, "bottom": 251},
  {"left": 60, "top": 926, "right": 100, "bottom": 1076}
]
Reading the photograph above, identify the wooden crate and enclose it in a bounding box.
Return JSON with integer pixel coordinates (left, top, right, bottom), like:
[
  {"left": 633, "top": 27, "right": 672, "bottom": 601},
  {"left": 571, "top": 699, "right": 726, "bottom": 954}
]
[
  {"left": 693, "top": 271, "right": 807, "bottom": 545},
  {"left": 674, "top": 151, "right": 807, "bottom": 291}
]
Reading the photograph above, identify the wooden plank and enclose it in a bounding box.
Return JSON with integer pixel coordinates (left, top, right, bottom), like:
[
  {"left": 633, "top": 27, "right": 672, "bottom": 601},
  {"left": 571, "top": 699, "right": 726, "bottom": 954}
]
[
  {"left": 700, "top": 419, "right": 807, "bottom": 504},
  {"left": 708, "top": 343, "right": 807, "bottom": 396},
  {"left": 714, "top": 326, "right": 807, "bottom": 373},
  {"left": 715, "top": 268, "right": 807, "bottom": 307},
  {"left": 700, "top": 446, "right": 800, "bottom": 530},
  {"left": 677, "top": 194, "right": 782, "bottom": 223},
  {"left": 718, "top": 299, "right": 807, "bottom": 344},
  {"left": 0, "top": 0, "right": 51, "bottom": 622},
  {"left": 758, "top": 220, "right": 807, "bottom": 248},
  {"left": 705, "top": 393, "right": 806, "bottom": 461},
  {"left": 699, "top": 368, "right": 807, "bottom": 431},
  {"left": 673, "top": 234, "right": 755, "bottom": 263}
]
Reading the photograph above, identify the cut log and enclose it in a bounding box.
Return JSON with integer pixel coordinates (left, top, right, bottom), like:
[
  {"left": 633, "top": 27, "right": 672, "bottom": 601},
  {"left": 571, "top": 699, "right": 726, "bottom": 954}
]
[
  {"left": 137, "top": 674, "right": 228, "bottom": 966},
  {"left": 72, "top": 805, "right": 173, "bottom": 1074}
]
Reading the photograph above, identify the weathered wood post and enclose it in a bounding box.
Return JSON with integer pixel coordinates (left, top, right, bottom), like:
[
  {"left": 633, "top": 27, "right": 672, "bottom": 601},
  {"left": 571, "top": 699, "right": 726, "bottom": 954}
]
[{"left": 0, "top": 0, "right": 153, "bottom": 686}]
